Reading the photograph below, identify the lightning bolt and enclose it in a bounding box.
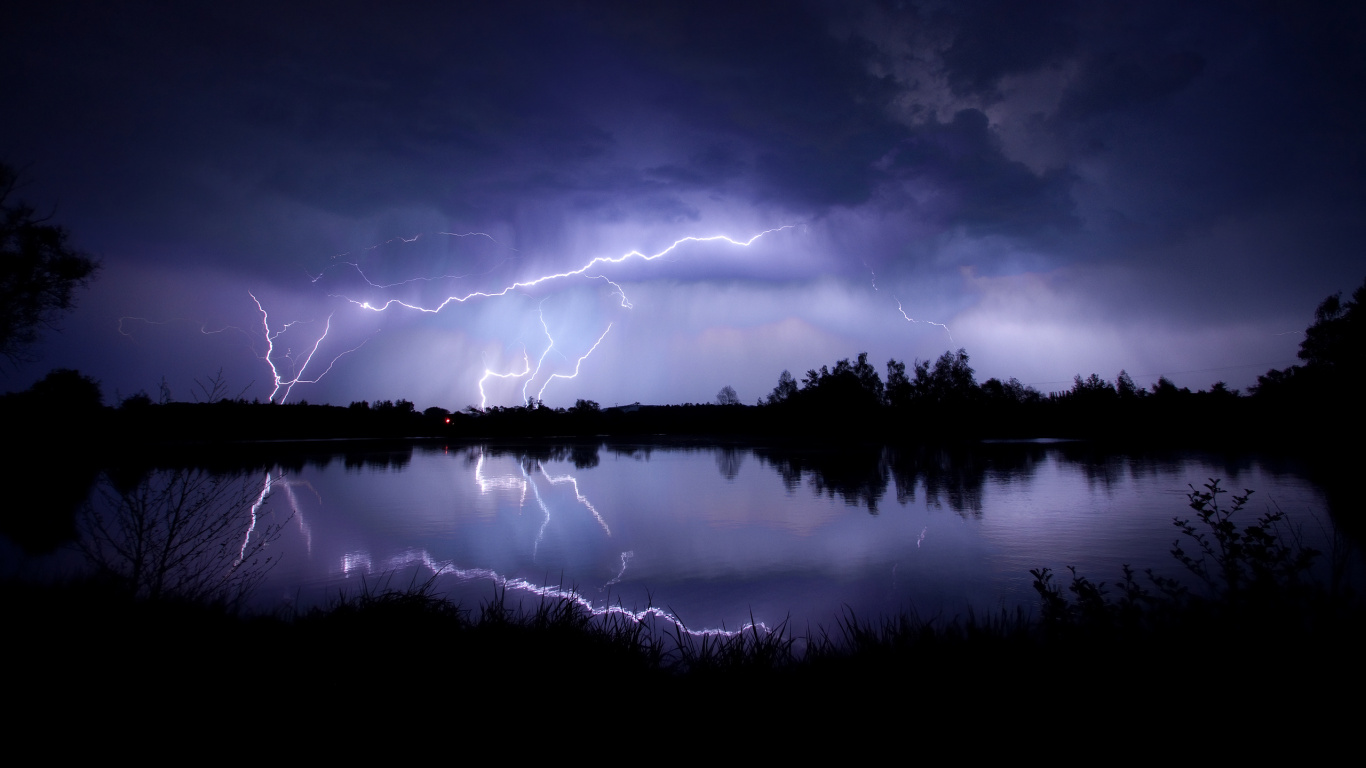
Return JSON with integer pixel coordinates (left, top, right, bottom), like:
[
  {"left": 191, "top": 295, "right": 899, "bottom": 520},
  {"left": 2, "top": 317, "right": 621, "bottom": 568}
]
[
  {"left": 475, "top": 449, "right": 607, "bottom": 537},
  {"left": 118, "top": 316, "right": 172, "bottom": 337},
  {"left": 895, "top": 297, "right": 953, "bottom": 343},
  {"left": 238, "top": 471, "right": 274, "bottom": 564},
  {"left": 526, "top": 461, "right": 553, "bottom": 560},
  {"left": 239, "top": 470, "right": 318, "bottom": 563},
  {"left": 340, "top": 547, "right": 773, "bottom": 640},
  {"left": 539, "top": 465, "right": 610, "bottom": 536},
  {"left": 316, "top": 226, "right": 790, "bottom": 408},
  {"left": 251, "top": 292, "right": 372, "bottom": 403},
  {"left": 524, "top": 456, "right": 613, "bottom": 557},
  {"left": 437, "top": 231, "right": 517, "bottom": 250},
  {"left": 281, "top": 479, "right": 316, "bottom": 556},
  {"left": 474, "top": 452, "right": 530, "bottom": 505},
  {"left": 501, "top": 303, "right": 612, "bottom": 407},
  {"left": 477, "top": 349, "right": 532, "bottom": 409},
  {"left": 309, "top": 231, "right": 516, "bottom": 285},
  {"left": 587, "top": 275, "right": 634, "bottom": 309},
  {"left": 863, "top": 262, "right": 878, "bottom": 292},
  {"left": 118, "top": 316, "right": 244, "bottom": 339},
  {"left": 329, "top": 230, "right": 511, "bottom": 261},
  {"left": 308, "top": 261, "right": 478, "bottom": 288},
  {"left": 521, "top": 304, "right": 559, "bottom": 405},
  {"left": 337, "top": 449, "right": 769, "bottom": 640},
  {"left": 535, "top": 323, "right": 612, "bottom": 402},
  {"left": 341, "top": 227, "right": 792, "bottom": 314},
  {"left": 119, "top": 300, "right": 366, "bottom": 405},
  {"left": 603, "top": 550, "right": 634, "bottom": 589}
]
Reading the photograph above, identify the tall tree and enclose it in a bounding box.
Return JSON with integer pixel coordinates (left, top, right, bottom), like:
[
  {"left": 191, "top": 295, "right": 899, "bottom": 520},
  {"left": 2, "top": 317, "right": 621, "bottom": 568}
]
[
  {"left": 1253, "top": 278, "right": 1365, "bottom": 399},
  {"left": 767, "top": 369, "right": 797, "bottom": 404},
  {"left": 915, "top": 349, "right": 977, "bottom": 405},
  {"left": 885, "top": 358, "right": 911, "bottom": 407},
  {"left": 0, "top": 163, "right": 100, "bottom": 364}
]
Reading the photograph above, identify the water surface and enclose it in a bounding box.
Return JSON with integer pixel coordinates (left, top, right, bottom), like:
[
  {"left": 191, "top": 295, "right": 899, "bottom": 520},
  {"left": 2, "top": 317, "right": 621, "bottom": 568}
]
[{"left": 196, "top": 440, "right": 1337, "bottom": 633}]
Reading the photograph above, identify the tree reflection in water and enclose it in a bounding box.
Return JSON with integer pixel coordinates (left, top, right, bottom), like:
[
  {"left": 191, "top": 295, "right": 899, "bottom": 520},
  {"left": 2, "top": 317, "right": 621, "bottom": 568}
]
[
  {"left": 715, "top": 447, "right": 745, "bottom": 480},
  {"left": 747, "top": 443, "right": 1023, "bottom": 516},
  {"left": 78, "top": 468, "right": 288, "bottom": 608},
  {"left": 481, "top": 441, "right": 1038, "bottom": 516}
]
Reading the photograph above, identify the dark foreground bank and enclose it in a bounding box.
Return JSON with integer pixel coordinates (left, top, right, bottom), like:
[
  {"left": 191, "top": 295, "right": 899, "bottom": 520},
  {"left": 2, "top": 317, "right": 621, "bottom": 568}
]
[{"left": 10, "top": 567, "right": 1362, "bottom": 718}]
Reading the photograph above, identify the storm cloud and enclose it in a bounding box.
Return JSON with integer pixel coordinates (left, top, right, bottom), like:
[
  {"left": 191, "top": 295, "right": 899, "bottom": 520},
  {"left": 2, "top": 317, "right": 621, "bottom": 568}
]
[{"left": 2, "top": 1, "right": 1362, "bottom": 408}]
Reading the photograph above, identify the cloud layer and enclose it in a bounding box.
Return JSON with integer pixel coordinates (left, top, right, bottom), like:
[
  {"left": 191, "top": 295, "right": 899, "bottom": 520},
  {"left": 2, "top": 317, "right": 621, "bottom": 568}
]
[{"left": 3, "top": 1, "right": 1362, "bottom": 406}]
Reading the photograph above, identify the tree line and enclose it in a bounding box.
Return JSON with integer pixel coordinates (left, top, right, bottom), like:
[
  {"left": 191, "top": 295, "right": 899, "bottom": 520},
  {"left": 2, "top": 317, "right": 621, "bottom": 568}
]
[{"left": 752, "top": 277, "right": 1362, "bottom": 443}]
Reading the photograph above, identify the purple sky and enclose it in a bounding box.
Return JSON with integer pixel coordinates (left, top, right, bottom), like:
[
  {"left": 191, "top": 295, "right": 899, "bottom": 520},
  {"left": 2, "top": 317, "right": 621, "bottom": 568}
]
[{"left": 3, "top": 1, "right": 1363, "bottom": 409}]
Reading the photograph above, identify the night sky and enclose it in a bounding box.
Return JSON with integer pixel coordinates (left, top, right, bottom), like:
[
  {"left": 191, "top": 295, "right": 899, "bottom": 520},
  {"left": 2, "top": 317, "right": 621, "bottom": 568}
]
[{"left": 3, "top": 1, "right": 1363, "bottom": 409}]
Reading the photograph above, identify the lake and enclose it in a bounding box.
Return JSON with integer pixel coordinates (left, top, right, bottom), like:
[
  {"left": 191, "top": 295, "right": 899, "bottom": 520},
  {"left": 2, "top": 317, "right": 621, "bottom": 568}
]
[{"left": 58, "top": 439, "right": 1338, "bottom": 637}]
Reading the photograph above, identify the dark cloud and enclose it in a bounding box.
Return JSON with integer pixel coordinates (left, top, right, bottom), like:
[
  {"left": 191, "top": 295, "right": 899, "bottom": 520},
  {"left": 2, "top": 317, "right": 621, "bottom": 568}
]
[
  {"left": 1040, "top": 1, "right": 1366, "bottom": 263},
  {"left": 884, "top": 109, "right": 1076, "bottom": 237},
  {"left": 582, "top": 0, "right": 910, "bottom": 210},
  {"left": 934, "top": 0, "right": 1081, "bottom": 97},
  {"left": 1059, "top": 48, "right": 1205, "bottom": 120},
  {"left": 646, "top": 144, "right": 747, "bottom": 188}
]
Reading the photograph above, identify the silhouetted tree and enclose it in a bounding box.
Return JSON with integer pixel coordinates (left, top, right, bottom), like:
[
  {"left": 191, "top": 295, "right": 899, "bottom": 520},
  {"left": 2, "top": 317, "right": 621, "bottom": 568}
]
[
  {"left": 1116, "top": 370, "right": 1140, "bottom": 399},
  {"left": 371, "top": 399, "right": 415, "bottom": 414},
  {"left": 28, "top": 367, "right": 103, "bottom": 411},
  {"left": 0, "top": 163, "right": 100, "bottom": 364},
  {"left": 1299, "top": 280, "right": 1364, "bottom": 373},
  {"left": 192, "top": 368, "right": 250, "bottom": 403},
  {"left": 1207, "top": 381, "right": 1239, "bottom": 399},
  {"left": 914, "top": 349, "right": 977, "bottom": 405},
  {"left": 766, "top": 370, "right": 798, "bottom": 405},
  {"left": 1150, "top": 376, "right": 1188, "bottom": 399},
  {"left": 852, "top": 352, "right": 884, "bottom": 402},
  {"left": 793, "top": 353, "right": 885, "bottom": 413},
  {"left": 1250, "top": 364, "right": 1303, "bottom": 400},
  {"left": 1071, "top": 373, "right": 1117, "bottom": 404},
  {"left": 885, "top": 359, "right": 911, "bottom": 407},
  {"left": 1253, "top": 279, "right": 1365, "bottom": 401},
  {"left": 717, "top": 385, "right": 740, "bottom": 405},
  {"left": 981, "top": 376, "right": 1039, "bottom": 405}
]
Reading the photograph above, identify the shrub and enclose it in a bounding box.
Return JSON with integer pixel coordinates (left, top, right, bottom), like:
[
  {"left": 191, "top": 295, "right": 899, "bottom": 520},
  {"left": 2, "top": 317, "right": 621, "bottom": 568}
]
[{"left": 1031, "top": 478, "right": 1331, "bottom": 637}]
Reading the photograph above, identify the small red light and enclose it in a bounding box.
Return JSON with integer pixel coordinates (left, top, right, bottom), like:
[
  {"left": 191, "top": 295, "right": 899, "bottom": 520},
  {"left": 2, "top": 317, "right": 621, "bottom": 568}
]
[{"left": 445, "top": 418, "right": 451, "bottom": 423}]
